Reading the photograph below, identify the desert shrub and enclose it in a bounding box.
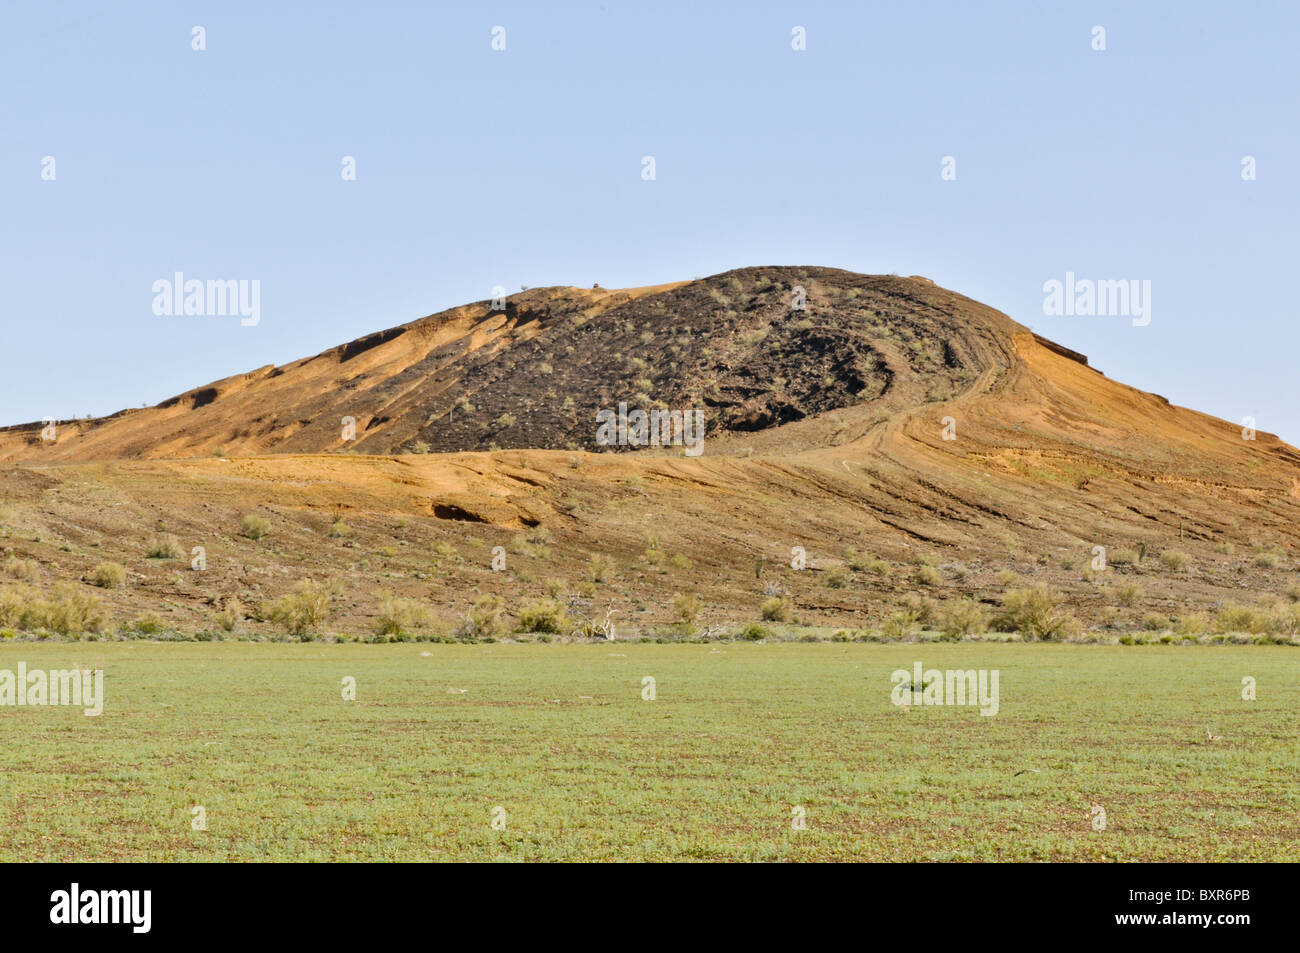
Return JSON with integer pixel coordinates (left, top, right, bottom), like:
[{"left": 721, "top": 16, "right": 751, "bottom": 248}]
[
  {"left": 264, "top": 581, "right": 331, "bottom": 636},
  {"left": 668, "top": 554, "right": 692, "bottom": 571},
  {"left": 1158, "top": 550, "right": 1190, "bottom": 571},
  {"left": 824, "top": 566, "right": 849, "bottom": 589},
  {"left": 1174, "top": 612, "right": 1210, "bottom": 637},
  {"left": 0, "top": 584, "right": 41, "bottom": 630},
  {"left": 328, "top": 517, "right": 350, "bottom": 538},
  {"left": 737, "top": 622, "right": 771, "bottom": 641},
  {"left": 1268, "top": 602, "right": 1300, "bottom": 636},
  {"left": 89, "top": 561, "right": 127, "bottom": 589},
  {"left": 643, "top": 548, "right": 665, "bottom": 568},
  {"left": 1139, "top": 612, "right": 1171, "bottom": 631},
  {"left": 214, "top": 600, "right": 243, "bottom": 632},
  {"left": 994, "top": 585, "right": 1077, "bottom": 640},
  {"left": 1108, "top": 548, "right": 1138, "bottom": 567},
  {"left": 760, "top": 597, "right": 792, "bottom": 623},
  {"left": 1252, "top": 550, "right": 1283, "bottom": 569},
  {"left": 673, "top": 593, "right": 702, "bottom": 623},
  {"left": 240, "top": 514, "right": 271, "bottom": 540},
  {"left": 457, "top": 595, "right": 507, "bottom": 640},
  {"left": 40, "top": 584, "right": 108, "bottom": 636},
  {"left": 1213, "top": 602, "right": 1271, "bottom": 634},
  {"left": 493, "top": 413, "right": 516, "bottom": 430},
  {"left": 1115, "top": 583, "right": 1144, "bottom": 608},
  {"left": 881, "top": 611, "right": 920, "bottom": 640},
  {"left": 995, "top": 569, "right": 1020, "bottom": 586},
  {"left": 585, "top": 553, "right": 613, "bottom": 584},
  {"left": 515, "top": 598, "right": 569, "bottom": 634},
  {"left": 898, "top": 593, "right": 935, "bottom": 626},
  {"left": 127, "top": 614, "right": 166, "bottom": 635},
  {"left": 846, "top": 550, "right": 890, "bottom": 574},
  {"left": 913, "top": 565, "right": 942, "bottom": 587},
  {"left": 146, "top": 534, "right": 184, "bottom": 559},
  {"left": 544, "top": 578, "right": 567, "bottom": 599},
  {"left": 3, "top": 557, "right": 39, "bottom": 582},
  {"left": 937, "top": 598, "right": 991, "bottom": 639},
  {"left": 431, "top": 542, "right": 460, "bottom": 566},
  {"left": 374, "top": 592, "right": 433, "bottom": 638}
]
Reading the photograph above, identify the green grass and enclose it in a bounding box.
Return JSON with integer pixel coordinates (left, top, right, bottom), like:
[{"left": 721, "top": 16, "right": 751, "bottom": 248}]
[{"left": 0, "top": 643, "right": 1295, "bottom": 861}]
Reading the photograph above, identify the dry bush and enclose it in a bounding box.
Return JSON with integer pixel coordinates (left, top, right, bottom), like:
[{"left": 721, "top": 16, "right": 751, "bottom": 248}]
[
  {"left": 264, "top": 581, "right": 331, "bottom": 636},
  {"left": 913, "top": 565, "right": 942, "bottom": 587},
  {"left": 1158, "top": 550, "right": 1190, "bottom": 571},
  {"left": 240, "top": 514, "right": 271, "bottom": 540},
  {"left": 515, "top": 598, "right": 569, "bottom": 634},
  {"left": 146, "top": 534, "right": 184, "bottom": 559},
  {"left": 585, "top": 554, "right": 613, "bottom": 584},
  {"left": 89, "top": 562, "right": 127, "bottom": 589},
  {"left": 760, "top": 597, "right": 792, "bottom": 623},
  {"left": 994, "top": 585, "right": 1078, "bottom": 640},
  {"left": 673, "top": 593, "right": 703, "bottom": 623},
  {"left": 374, "top": 592, "right": 433, "bottom": 638},
  {"left": 1213, "top": 603, "right": 1272, "bottom": 635},
  {"left": 937, "top": 598, "right": 991, "bottom": 639},
  {"left": 456, "top": 595, "right": 507, "bottom": 640},
  {"left": 3, "top": 557, "right": 39, "bottom": 582},
  {"left": 824, "top": 566, "right": 849, "bottom": 589}
]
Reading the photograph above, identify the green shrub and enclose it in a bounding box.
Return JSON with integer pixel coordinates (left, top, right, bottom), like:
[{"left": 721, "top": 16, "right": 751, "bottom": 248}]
[
  {"left": 1139, "top": 612, "right": 1170, "bottom": 631},
  {"left": 824, "top": 566, "right": 849, "bottom": 589},
  {"left": 737, "top": 622, "right": 770, "bottom": 641},
  {"left": 1109, "top": 548, "right": 1139, "bottom": 566}
]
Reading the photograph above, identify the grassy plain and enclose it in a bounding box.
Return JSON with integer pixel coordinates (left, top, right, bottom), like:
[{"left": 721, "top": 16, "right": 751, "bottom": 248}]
[{"left": 0, "top": 642, "right": 1294, "bottom": 861}]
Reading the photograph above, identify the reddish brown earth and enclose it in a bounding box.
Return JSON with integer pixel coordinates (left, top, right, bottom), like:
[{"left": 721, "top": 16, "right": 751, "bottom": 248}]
[{"left": 1, "top": 267, "right": 1297, "bottom": 638}]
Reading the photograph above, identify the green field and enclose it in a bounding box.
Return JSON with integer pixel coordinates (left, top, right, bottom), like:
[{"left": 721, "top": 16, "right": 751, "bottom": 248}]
[{"left": 0, "top": 643, "right": 1294, "bottom": 861}]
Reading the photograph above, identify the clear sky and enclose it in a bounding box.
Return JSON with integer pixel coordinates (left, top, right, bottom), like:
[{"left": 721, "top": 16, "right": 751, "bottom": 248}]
[{"left": 3, "top": 1, "right": 1297, "bottom": 442}]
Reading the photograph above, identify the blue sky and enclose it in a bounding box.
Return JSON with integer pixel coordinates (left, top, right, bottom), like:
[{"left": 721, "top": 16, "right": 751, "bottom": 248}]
[{"left": 3, "top": 1, "right": 1296, "bottom": 441}]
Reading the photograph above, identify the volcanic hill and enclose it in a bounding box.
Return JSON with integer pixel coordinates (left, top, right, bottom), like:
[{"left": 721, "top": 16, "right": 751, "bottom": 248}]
[{"left": 1, "top": 266, "right": 1297, "bottom": 639}]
